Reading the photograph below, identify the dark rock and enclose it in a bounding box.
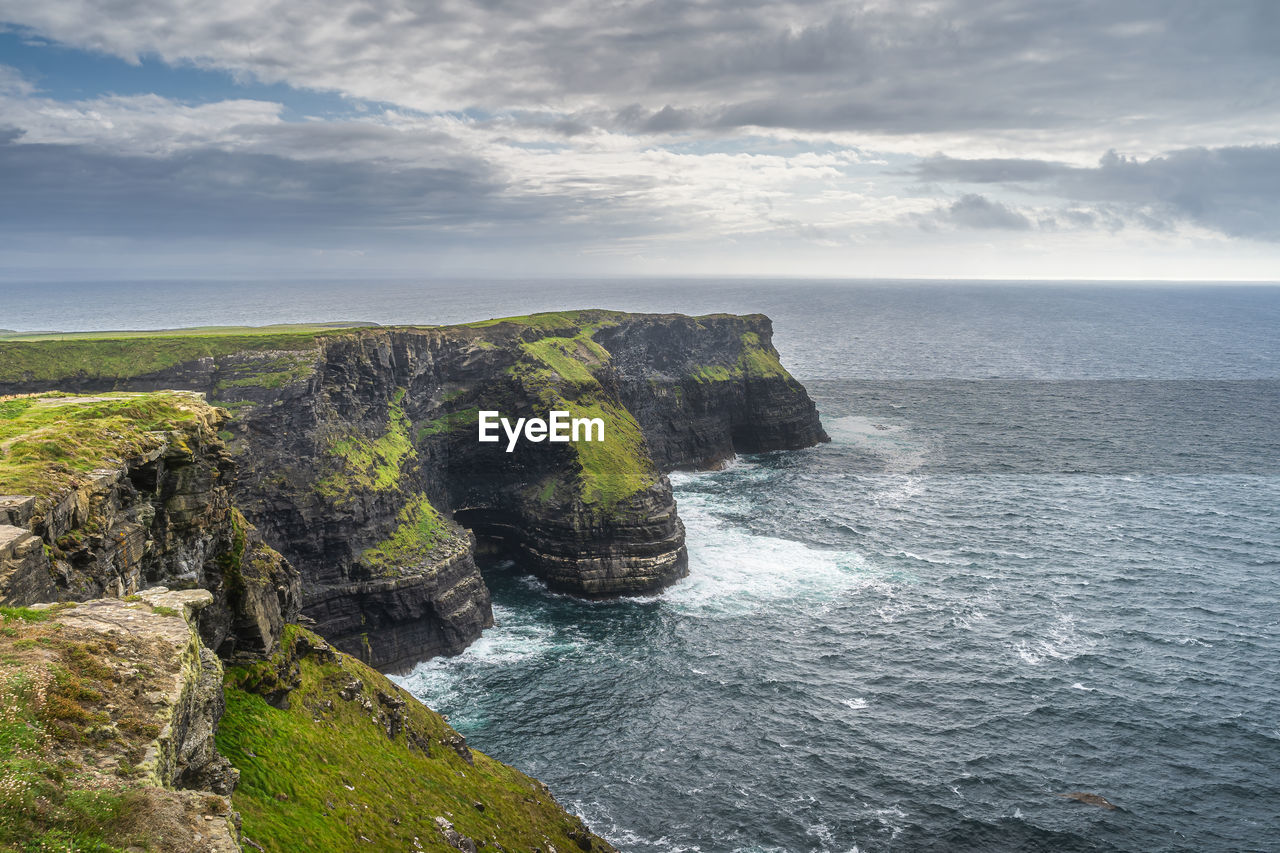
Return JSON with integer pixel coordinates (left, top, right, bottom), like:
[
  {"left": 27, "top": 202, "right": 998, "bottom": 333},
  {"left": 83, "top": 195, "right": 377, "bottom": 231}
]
[{"left": 1058, "top": 791, "right": 1117, "bottom": 810}]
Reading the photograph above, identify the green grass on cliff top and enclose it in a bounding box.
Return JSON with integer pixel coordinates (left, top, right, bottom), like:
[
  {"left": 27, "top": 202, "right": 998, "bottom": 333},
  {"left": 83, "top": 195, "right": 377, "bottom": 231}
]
[
  {"left": 0, "top": 322, "right": 374, "bottom": 342},
  {"left": 0, "top": 326, "right": 361, "bottom": 384},
  {"left": 508, "top": 322, "right": 659, "bottom": 510},
  {"left": 219, "top": 626, "right": 611, "bottom": 853},
  {"left": 0, "top": 392, "right": 207, "bottom": 505}
]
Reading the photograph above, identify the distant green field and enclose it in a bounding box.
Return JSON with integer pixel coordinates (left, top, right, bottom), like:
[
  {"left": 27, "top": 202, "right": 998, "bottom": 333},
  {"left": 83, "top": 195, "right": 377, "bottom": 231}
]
[
  {"left": 0, "top": 322, "right": 377, "bottom": 342},
  {"left": 0, "top": 325, "right": 389, "bottom": 384}
]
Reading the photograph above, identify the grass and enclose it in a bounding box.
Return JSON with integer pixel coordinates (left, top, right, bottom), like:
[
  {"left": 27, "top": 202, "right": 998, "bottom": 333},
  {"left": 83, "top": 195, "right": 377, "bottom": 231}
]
[
  {"left": 360, "top": 494, "right": 450, "bottom": 573},
  {"left": 218, "top": 627, "right": 609, "bottom": 853},
  {"left": 499, "top": 317, "right": 658, "bottom": 512},
  {"left": 737, "top": 331, "right": 788, "bottom": 378},
  {"left": 0, "top": 329, "right": 349, "bottom": 385},
  {"left": 563, "top": 399, "right": 654, "bottom": 508},
  {"left": 0, "top": 610, "right": 180, "bottom": 852},
  {"left": 415, "top": 407, "right": 480, "bottom": 441},
  {"left": 315, "top": 390, "right": 415, "bottom": 502},
  {"left": 462, "top": 309, "right": 626, "bottom": 330},
  {"left": 0, "top": 606, "right": 53, "bottom": 623},
  {"left": 0, "top": 392, "right": 207, "bottom": 507},
  {"left": 520, "top": 335, "right": 610, "bottom": 388},
  {"left": 0, "top": 323, "right": 375, "bottom": 343},
  {"left": 686, "top": 331, "right": 788, "bottom": 384}
]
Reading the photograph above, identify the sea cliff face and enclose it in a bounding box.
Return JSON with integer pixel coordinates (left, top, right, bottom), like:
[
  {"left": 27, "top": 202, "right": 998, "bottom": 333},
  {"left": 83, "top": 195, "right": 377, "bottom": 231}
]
[
  {"left": 0, "top": 311, "right": 827, "bottom": 671},
  {"left": 0, "top": 392, "right": 300, "bottom": 661}
]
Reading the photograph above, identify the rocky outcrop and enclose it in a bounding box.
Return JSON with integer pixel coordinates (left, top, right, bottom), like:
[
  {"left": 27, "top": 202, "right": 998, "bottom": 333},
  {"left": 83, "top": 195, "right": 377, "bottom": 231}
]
[
  {"left": 599, "top": 313, "right": 830, "bottom": 468},
  {"left": 0, "top": 393, "right": 300, "bottom": 661},
  {"left": 1, "top": 312, "right": 826, "bottom": 669},
  {"left": 1, "top": 590, "right": 243, "bottom": 852}
]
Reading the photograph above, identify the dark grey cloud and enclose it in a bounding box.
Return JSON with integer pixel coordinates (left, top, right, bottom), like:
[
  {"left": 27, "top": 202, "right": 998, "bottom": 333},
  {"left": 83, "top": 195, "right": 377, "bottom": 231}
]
[
  {"left": 913, "top": 157, "right": 1069, "bottom": 184},
  {"left": 0, "top": 130, "right": 669, "bottom": 248},
  {"left": 0, "top": 136, "right": 492, "bottom": 238},
  {"left": 916, "top": 193, "right": 1033, "bottom": 231},
  {"left": 908, "top": 144, "right": 1280, "bottom": 240}
]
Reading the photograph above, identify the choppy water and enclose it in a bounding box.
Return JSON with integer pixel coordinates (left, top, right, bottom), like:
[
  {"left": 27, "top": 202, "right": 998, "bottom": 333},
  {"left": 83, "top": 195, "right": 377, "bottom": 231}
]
[
  {"left": 396, "top": 381, "right": 1280, "bottom": 853},
  {"left": 4, "top": 279, "right": 1278, "bottom": 851}
]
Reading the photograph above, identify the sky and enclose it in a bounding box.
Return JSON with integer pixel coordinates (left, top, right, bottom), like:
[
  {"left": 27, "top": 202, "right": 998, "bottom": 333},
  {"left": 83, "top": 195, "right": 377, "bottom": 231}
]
[{"left": 0, "top": 1, "right": 1278, "bottom": 281}]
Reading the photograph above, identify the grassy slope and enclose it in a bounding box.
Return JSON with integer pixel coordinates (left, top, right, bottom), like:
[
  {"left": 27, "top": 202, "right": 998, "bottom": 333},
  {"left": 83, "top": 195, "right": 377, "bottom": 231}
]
[
  {"left": 219, "top": 626, "right": 611, "bottom": 853},
  {"left": 0, "top": 392, "right": 207, "bottom": 507}
]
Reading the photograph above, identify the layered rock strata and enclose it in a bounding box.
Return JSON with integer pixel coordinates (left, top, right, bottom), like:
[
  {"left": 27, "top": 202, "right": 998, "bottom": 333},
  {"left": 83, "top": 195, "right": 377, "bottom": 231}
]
[{"left": 0, "top": 393, "right": 300, "bottom": 661}]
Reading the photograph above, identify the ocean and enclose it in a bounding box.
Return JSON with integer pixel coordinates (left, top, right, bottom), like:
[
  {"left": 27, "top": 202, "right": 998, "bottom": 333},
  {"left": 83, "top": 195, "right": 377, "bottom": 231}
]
[{"left": 4, "top": 279, "right": 1278, "bottom": 852}]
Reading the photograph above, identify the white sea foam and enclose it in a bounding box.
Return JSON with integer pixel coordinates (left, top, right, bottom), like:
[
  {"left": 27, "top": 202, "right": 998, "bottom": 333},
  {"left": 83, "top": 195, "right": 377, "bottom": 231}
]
[
  {"left": 661, "top": 494, "right": 880, "bottom": 617},
  {"left": 824, "top": 415, "right": 927, "bottom": 473},
  {"left": 391, "top": 603, "right": 559, "bottom": 718},
  {"left": 1011, "top": 612, "right": 1094, "bottom": 666}
]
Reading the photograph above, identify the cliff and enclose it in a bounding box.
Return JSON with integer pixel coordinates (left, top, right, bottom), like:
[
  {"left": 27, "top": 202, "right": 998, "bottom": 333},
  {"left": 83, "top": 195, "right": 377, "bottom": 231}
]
[
  {"left": 0, "top": 390, "right": 623, "bottom": 851},
  {"left": 0, "top": 594, "right": 615, "bottom": 853},
  {"left": 0, "top": 311, "right": 827, "bottom": 671},
  {"left": 0, "top": 392, "right": 301, "bottom": 661}
]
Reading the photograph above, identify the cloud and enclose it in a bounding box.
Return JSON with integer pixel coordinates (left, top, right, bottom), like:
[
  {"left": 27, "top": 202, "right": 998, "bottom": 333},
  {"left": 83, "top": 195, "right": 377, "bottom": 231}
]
[
  {"left": 0, "top": 137, "right": 507, "bottom": 239},
  {"left": 912, "top": 156, "right": 1069, "bottom": 185},
  {"left": 0, "top": 63, "right": 33, "bottom": 96},
  {"left": 916, "top": 193, "right": 1033, "bottom": 231},
  {"left": 1, "top": 1, "right": 1280, "bottom": 278},
  {"left": 909, "top": 144, "right": 1280, "bottom": 240},
  {"left": 1, "top": 0, "right": 1278, "bottom": 146}
]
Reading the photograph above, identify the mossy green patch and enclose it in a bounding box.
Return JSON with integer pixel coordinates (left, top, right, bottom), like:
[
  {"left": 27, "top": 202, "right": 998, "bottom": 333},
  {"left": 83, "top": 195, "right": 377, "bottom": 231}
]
[
  {"left": 738, "top": 331, "right": 788, "bottom": 378},
  {"left": 315, "top": 391, "right": 415, "bottom": 501},
  {"left": 684, "top": 330, "right": 788, "bottom": 384},
  {"left": 462, "top": 309, "right": 626, "bottom": 330},
  {"left": 212, "top": 353, "right": 318, "bottom": 394},
  {"left": 0, "top": 606, "right": 53, "bottom": 623},
  {"left": 218, "top": 627, "right": 612, "bottom": 853},
  {"left": 564, "top": 399, "right": 654, "bottom": 508},
  {"left": 360, "top": 494, "right": 449, "bottom": 572},
  {"left": 0, "top": 392, "right": 206, "bottom": 507},
  {"left": 415, "top": 407, "right": 480, "bottom": 440},
  {"left": 519, "top": 336, "right": 610, "bottom": 388},
  {"left": 499, "top": 316, "right": 658, "bottom": 512}
]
